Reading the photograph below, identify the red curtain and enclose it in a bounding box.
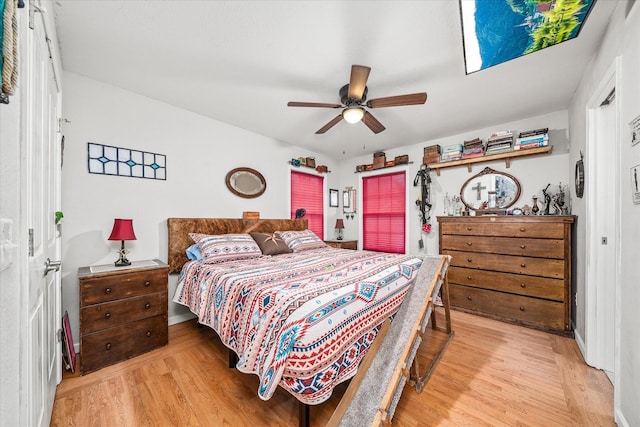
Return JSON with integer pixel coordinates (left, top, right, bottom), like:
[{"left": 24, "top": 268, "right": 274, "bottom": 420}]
[
  {"left": 290, "top": 170, "right": 324, "bottom": 238},
  {"left": 362, "top": 171, "right": 406, "bottom": 253}
]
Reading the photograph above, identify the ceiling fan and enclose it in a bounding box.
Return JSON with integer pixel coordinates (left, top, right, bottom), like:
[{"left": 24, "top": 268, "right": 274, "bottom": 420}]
[{"left": 287, "top": 64, "right": 427, "bottom": 135}]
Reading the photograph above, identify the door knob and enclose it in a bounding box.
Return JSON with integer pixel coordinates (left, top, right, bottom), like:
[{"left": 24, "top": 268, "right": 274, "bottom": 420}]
[{"left": 43, "top": 258, "right": 61, "bottom": 277}]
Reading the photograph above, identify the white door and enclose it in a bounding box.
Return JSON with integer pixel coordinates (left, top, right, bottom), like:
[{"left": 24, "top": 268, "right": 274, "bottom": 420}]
[
  {"left": 25, "top": 5, "right": 62, "bottom": 426},
  {"left": 585, "top": 62, "right": 619, "bottom": 382}
]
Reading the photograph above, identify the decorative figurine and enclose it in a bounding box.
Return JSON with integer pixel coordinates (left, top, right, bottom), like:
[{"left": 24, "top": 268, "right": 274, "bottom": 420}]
[
  {"left": 531, "top": 196, "right": 540, "bottom": 215},
  {"left": 542, "top": 184, "right": 552, "bottom": 215}
]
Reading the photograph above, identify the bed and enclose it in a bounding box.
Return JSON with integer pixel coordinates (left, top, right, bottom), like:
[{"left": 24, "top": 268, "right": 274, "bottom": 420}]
[{"left": 168, "top": 217, "right": 451, "bottom": 426}]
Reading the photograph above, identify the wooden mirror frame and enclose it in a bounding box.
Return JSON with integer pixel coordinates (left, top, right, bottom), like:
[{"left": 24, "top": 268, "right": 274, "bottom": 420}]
[
  {"left": 225, "top": 167, "right": 266, "bottom": 199},
  {"left": 460, "top": 167, "right": 521, "bottom": 211}
]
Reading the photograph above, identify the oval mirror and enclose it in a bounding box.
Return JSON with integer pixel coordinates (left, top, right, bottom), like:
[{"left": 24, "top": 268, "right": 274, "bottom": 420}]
[
  {"left": 225, "top": 167, "right": 266, "bottom": 198},
  {"left": 460, "top": 167, "right": 520, "bottom": 211}
]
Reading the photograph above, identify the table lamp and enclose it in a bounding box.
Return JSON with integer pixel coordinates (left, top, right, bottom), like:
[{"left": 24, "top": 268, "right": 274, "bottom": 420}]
[
  {"left": 335, "top": 218, "right": 345, "bottom": 240},
  {"left": 108, "top": 218, "right": 137, "bottom": 266}
]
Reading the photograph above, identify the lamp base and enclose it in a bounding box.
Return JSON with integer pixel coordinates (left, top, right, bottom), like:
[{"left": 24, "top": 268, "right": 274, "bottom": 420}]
[
  {"left": 114, "top": 241, "right": 131, "bottom": 267},
  {"left": 114, "top": 258, "right": 131, "bottom": 267}
]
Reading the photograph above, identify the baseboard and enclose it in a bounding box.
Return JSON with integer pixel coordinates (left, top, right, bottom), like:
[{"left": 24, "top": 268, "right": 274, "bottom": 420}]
[
  {"left": 169, "top": 312, "right": 196, "bottom": 326},
  {"left": 615, "top": 407, "right": 631, "bottom": 427},
  {"left": 574, "top": 329, "right": 587, "bottom": 361}
]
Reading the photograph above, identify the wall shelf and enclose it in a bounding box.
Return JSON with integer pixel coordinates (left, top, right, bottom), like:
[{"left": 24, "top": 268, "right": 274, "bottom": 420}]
[{"left": 428, "top": 146, "right": 553, "bottom": 175}]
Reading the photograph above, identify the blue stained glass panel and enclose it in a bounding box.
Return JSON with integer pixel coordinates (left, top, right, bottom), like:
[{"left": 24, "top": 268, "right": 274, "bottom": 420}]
[{"left": 87, "top": 142, "right": 167, "bottom": 181}]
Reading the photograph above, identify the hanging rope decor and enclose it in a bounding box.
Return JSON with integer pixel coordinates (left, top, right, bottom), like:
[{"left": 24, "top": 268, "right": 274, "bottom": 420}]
[{"left": 1, "top": 0, "right": 18, "bottom": 104}]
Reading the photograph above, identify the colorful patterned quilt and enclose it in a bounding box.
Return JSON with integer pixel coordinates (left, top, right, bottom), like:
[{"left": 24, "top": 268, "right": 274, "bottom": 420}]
[{"left": 173, "top": 247, "right": 422, "bottom": 405}]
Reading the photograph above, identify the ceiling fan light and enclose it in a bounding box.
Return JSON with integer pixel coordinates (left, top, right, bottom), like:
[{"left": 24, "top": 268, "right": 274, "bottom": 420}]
[{"left": 342, "top": 107, "right": 364, "bottom": 124}]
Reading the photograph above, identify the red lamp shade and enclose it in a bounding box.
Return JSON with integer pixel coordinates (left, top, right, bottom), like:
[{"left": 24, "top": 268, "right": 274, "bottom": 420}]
[
  {"left": 335, "top": 219, "right": 345, "bottom": 230},
  {"left": 108, "top": 219, "right": 137, "bottom": 241}
]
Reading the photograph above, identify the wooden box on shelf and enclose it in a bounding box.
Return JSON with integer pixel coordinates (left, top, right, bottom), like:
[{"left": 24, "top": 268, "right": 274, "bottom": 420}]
[{"left": 78, "top": 260, "right": 169, "bottom": 374}]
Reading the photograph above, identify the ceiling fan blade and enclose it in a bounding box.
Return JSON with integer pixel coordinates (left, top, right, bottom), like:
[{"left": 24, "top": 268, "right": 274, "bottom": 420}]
[
  {"left": 288, "top": 101, "right": 343, "bottom": 108},
  {"left": 348, "top": 65, "right": 371, "bottom": 100},
  {"left": 315, "top": 115, "right": 343, "bottom": 134},
  {"left": 366, "top": 92, "right": 427, "bottom": 108},
  {"left": 362, "top": 111, "right": 385, "bottom": 134}
]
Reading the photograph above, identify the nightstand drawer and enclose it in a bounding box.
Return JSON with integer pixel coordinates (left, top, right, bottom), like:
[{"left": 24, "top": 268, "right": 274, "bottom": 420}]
[
  {"left": 81, "top": 269, "right": 167, "bottom": 305},
  {"left": 80, "top": 314, "right": 168, "bottom": 374},
  {"left": 324, "top": 240, "right": 358, "bottom": 250},
  {"left": 81, "top": 291, "right": 167, "bottom": 334}
]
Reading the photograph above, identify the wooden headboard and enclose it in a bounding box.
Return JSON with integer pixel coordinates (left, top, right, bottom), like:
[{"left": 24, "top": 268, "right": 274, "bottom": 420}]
[{"left": 167, "top": 218, "right": 308, "bottom": 274}]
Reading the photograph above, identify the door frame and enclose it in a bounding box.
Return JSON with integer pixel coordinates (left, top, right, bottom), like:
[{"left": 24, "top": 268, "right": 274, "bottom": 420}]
[{"left": 584, "top": 57, "right": 621, "bottom": 384}]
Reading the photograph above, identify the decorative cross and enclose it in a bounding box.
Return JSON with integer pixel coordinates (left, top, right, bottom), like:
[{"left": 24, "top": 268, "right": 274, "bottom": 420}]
[{"left": 471, "top": 181, "right": 486, "bottom": 200}]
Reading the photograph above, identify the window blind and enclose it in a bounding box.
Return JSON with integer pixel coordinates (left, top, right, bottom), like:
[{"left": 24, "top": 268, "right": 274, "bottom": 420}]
[
  {"left": 291, "top": 170, "right": 324, "bottom": 238},
  {"left": 362, "top": 171, "right": 406, "bottom": 253}
]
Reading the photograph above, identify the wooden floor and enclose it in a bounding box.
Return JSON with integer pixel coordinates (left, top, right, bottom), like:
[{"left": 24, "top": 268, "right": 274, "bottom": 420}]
[{"left": 51, "top": 310, "right": 615, "bottom": 426}]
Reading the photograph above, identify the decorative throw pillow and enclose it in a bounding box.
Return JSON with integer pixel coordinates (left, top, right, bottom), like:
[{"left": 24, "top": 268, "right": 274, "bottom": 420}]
[
  {"left": 249, "top": 232, "right": 292, "bottom": 256},
  {"left": 277, "top": 229, "right": 327, "bottom": 252},
  {"left": 188, "top": 233, "right": 262, "bottom": 264},
  {"left": 185, "top": 244, "right": 203, "bottom": 261}
]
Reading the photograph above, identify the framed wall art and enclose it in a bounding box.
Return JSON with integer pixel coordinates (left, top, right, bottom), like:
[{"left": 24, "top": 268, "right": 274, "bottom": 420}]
[
  {"left": 329, "top": 188, "right": 339, "bottom": 207},
  {"left": 459, "top": 0, "right": 596, "bottom": 74}
]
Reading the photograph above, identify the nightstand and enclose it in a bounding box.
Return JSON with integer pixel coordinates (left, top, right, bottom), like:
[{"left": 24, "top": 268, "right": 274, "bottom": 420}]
[
  {"left": 324, "top": 240, "right": 358, "bottom": 250},
  {"left": 78, "top": 259, "right": 169, "bottom": 375}
]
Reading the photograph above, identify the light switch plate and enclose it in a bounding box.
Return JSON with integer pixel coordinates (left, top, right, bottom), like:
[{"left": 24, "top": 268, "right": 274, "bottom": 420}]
[{"left": 1, "top": 218, "right": 18, "bottom": 271}]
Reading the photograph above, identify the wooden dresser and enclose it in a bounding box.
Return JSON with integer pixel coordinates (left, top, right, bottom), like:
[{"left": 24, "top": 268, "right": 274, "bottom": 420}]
[
  {"left": 438, "top": 216, "right": 574, "bottom": 335},
  {"left": 78, "top": 260, "right": 169, "bottom": 374},
  {"left": 324, "top": 240, "right": 358, "bottom": 250}
]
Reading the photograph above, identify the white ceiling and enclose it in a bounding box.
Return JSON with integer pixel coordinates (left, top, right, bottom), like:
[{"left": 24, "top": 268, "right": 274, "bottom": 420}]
[{"left": 51, "top": 1, "right": 616, "bottom": 160}]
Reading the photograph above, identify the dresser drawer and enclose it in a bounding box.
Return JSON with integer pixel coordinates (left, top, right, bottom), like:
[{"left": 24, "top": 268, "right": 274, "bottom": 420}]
[
  {"left": 81, "top": 269, "right": 167, "bottom": 305},
  {"left": 80, "top": 314, "right": 168, "bottom": 374},
  {"left": 81, "top": 291, "right": 167, "bottom": 334},
  {"left": 448, "top": 267, "right": 564, "bottom": 301},
  {"left": 440, "top": 221, "right": 565, "bottom": 239},
  {"left": 450, "top": 284, "right": 565, "bottom": 330},
  {"left": 441, "top": 235, "right": 564, "bottom": 259},
  {"left": 443, "top": 250, "right": 565, "bottom": 279}
]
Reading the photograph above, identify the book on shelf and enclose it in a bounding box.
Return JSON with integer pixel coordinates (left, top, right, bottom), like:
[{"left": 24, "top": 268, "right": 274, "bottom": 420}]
[
  {"left": 485, "top": 146, "right": 514, "bottom": 155},
  {"left": 516, "top": 134, "right": 548, "bottom": 145},
  {"left": 442, "top": 143, "right": 463, "bottom": 153},
  {"left": 513, "top": 140, "right": 549, "bottom": 150},
  {"left": 462, "top": 151, "right": 485, "bottom": 159},
  {"left": 518, "top": 128, "right": 548, "bottom": 138}
]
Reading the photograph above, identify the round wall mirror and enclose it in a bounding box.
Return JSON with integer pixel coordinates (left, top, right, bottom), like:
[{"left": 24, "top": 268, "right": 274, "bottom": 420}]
[
  {"left": 225, "top": 167, "right": 266, "bottom": 198},
  {"left": 460, "top": 167, "right": 521, "bottom": 211}
]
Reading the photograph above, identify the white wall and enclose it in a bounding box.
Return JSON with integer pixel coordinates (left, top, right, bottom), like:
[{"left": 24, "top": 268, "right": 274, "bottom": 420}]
[
  {"left": 569, "top": 2, "right": 639, "bottom": 425},
  {"left": 60, "top": 72, "right": 343, "bottom": 342},
  {"left": 338, "top": 110, "right": 571, "bottom": 257}
]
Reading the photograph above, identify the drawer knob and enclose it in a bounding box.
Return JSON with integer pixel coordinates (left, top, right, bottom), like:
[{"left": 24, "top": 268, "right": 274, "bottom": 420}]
[
  {"left": 467, "top": 258, "right": 473, "bottom": 263},
  {"left": 520, "top": 263, "right": 526, "bottom": 268},
  {"left": 146, "top": 331, "right": 152, "bottom": 337},
  {"left": 520, "top": 227, "right": 526, "bottom": 232},
  {"left": 145, "top": 303, "right": 151, "bottom": 309},
  {"left": 144, "top": 281, "right": 151, "bottom": 287},
  {"left": 519, "top": 306, "right": 525, "bottom": 311},
  {"left": 467, "top": 296, "right": 472, "bottom": 301},
  {"left": 467, "top": 242, "right": 473, "bottom": 246},
  {"left": 466, "top": 227, "right": 472, "bottom": 231},
  {"left": 105, "top": 287, "right": 112, "bottom": 294},
  {"left": 520, "top": 283, "right": 526, "bottom": 288},
  {"left": 467, "top": 275, "right": 472, "bottom": 280},
  {"left": 104, "top": 312, "right": 111, "bottom": 319},
  {"left": 520, "top": 244, "right": 526, "bottom": 249},
  {"left": 105, "top": 342, "right": 112, "bottom": 350}
]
